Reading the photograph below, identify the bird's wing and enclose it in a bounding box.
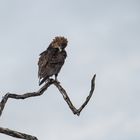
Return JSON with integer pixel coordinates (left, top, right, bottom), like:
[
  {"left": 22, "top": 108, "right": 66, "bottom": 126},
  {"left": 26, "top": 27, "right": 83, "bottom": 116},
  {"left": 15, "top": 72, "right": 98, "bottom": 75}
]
[{"left": 38, "top": 48, "right": 55, "bottom": 78}]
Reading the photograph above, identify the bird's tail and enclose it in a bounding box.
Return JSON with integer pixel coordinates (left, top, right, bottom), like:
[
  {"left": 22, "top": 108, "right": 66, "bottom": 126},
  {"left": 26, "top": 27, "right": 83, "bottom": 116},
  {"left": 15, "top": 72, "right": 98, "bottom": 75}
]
[{"left": 39, "top": 76, "right": 49, "bottom": 86}]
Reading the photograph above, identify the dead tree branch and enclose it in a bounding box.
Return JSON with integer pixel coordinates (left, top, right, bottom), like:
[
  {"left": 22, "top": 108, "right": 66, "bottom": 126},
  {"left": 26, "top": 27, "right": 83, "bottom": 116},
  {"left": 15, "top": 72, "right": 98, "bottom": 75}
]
[
  {"left": 0, "top": 80, "right": 55, "bottom": 117},
  {"left": 53, "top": 74, "right": 96, "bottom": 115},
  {"left": 0, "top": 74, "right": 96, "bottom": 139},
  {"left": 0, "top": 127, "right": 38, "bottom": 140}
]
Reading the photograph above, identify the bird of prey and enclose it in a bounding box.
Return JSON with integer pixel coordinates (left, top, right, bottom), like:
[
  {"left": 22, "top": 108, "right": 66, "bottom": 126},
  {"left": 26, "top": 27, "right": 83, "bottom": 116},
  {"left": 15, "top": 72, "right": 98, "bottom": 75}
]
[{"left": 38, "top": 36, "right": 68, "bottom": 86}]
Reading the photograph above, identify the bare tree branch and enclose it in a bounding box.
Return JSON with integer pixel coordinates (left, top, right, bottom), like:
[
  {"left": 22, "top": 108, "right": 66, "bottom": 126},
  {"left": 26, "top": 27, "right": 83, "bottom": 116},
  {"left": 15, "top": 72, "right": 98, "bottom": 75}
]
[
  {"left": 0, "top": 80, "right": 55, "bottom": 117},
  {"left": 0, "top": 74, "right": 96, "bottom": 139},
  {"left": 0, "top": 127, "right": 38, "bottom": 140},
  {"left": 53, "top": 74, "right": 96, "bottom": 116},
  {"left": 77, "top": 74, "right": 96, "bottom": 115}
]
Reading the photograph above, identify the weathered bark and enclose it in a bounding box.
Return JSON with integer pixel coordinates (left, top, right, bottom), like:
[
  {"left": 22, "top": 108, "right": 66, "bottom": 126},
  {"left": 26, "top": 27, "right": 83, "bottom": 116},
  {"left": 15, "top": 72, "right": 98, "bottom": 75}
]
[
  {"left": 0, "top": 127, "right": 38, "bottom": 140},
  {"left": 0, "top": 74, "right": 96, "bottom": 139}
]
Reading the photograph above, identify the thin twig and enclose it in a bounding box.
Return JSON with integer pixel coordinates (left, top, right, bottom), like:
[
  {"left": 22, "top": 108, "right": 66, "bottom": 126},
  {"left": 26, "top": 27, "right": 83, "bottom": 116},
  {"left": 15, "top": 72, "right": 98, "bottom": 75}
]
[{"left": 77, "top": 74, "right": 96, "bottom": 115}]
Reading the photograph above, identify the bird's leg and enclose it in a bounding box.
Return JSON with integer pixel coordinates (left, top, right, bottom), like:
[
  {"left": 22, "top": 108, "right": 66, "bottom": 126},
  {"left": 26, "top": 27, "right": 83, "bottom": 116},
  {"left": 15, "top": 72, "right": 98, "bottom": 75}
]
[
  {"left": 55, "top": 74, "right": 60, "bottom": 84},
  {"left": 45, "top": 78, "right": 50, "bottom": 83},
  {"left": 55, "top": 74, "right": 58, "bottom": 81}
]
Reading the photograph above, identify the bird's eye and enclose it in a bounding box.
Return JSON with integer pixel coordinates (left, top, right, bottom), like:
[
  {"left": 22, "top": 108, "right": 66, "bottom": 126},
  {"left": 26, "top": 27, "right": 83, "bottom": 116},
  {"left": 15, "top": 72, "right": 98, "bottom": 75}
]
[{"left": 62, "top": 43, "right": 67, "bottom": 47}]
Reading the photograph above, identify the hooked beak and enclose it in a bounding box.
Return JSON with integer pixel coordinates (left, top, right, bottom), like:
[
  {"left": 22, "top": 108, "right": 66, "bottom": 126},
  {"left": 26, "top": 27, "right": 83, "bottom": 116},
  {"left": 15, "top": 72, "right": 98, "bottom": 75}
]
[{"left": 58, "top": 46, "right": 62, "bottom": 52}]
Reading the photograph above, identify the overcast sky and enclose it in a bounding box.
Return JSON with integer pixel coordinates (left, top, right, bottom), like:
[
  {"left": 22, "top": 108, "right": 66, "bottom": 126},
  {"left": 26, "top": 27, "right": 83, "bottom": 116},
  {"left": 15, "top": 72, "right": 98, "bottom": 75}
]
[{"left": 0, "top": 0, "right": 140, "bottom": 140}]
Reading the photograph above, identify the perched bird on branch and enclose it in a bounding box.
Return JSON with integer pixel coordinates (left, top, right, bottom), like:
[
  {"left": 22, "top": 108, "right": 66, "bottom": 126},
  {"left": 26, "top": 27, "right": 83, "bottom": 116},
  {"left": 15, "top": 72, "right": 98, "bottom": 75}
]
[{"left": 38, "top": 36, "right": 68, "bottom": 86}]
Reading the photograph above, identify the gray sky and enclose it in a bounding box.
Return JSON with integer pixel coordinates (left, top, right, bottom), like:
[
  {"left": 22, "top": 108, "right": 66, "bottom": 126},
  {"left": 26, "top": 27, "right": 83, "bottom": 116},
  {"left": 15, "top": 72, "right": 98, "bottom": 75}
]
[{"left": 0, "top": 0, "right": 140, "bottom": 140}]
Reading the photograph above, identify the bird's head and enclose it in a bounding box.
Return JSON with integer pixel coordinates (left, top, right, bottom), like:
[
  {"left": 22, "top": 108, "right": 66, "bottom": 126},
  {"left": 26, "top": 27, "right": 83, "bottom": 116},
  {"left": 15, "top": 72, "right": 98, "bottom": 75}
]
[{"left": 51, "top": 36, "right": 68, "bottom": 51}]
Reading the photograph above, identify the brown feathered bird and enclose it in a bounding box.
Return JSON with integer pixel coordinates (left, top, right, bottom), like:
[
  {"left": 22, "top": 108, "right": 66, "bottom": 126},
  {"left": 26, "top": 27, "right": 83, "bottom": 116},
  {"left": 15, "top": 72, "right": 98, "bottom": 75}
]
[{"left": 38, "top": 36, "right": 68, "bottom": 86}]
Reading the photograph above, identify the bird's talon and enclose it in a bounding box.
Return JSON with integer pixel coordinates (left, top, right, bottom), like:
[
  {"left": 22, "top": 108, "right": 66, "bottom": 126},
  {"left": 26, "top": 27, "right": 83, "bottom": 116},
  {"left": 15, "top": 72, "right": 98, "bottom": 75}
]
[{"left": 55, "top": 79, "right": 60, "bottom": 84}]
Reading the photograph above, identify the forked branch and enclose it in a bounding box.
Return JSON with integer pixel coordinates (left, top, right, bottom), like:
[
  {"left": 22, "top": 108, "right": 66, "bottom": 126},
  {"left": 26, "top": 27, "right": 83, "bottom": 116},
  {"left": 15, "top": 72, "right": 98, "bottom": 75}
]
[{"left": 0, "top": 74, "right": 96, "bottom": 139}]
